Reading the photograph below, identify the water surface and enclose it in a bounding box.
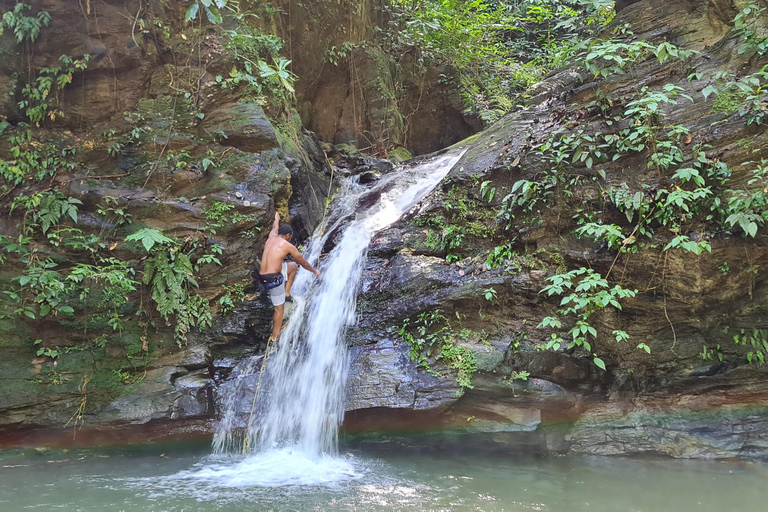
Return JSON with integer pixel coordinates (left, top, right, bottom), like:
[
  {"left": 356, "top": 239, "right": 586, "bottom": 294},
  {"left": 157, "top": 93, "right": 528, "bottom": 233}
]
[{"left": 2, "top": 442, "right": 766, "bottom": 511}]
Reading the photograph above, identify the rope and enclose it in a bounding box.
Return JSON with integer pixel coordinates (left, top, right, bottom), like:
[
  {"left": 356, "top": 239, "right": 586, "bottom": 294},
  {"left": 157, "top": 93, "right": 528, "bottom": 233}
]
[
  {"left": 242, "top": 336, "right": 274, "bottom": 455},
  {"left": 318, "top": 155, "right": 336, "bottom": 235}
]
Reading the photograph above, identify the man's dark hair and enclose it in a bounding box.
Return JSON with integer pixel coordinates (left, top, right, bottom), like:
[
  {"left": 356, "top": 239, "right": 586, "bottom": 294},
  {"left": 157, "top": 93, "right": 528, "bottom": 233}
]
[{"left": 278, "top": 224, "right": 293, "bottom": 236}]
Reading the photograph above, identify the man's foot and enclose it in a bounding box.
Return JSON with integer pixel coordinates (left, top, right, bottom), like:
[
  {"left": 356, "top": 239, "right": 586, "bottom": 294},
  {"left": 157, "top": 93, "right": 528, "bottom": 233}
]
[
  {"left": 268, "top": 334, "right": 279, "bottom": 343},
  {"left": 285, "top": 295, "right": 294, "bottom": 303}
]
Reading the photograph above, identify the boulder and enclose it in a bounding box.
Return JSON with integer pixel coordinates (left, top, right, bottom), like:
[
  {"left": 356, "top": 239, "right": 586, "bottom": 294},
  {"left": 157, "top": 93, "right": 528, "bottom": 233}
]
[{"left": 203, "top": 102, "right": 279, "bottom": 153}]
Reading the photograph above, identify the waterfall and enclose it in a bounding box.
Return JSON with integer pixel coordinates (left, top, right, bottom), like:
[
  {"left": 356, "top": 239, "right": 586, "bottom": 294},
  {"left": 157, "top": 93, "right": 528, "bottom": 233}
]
[{"left": 212, "top": 150, "right": 465, "bottom": 460}]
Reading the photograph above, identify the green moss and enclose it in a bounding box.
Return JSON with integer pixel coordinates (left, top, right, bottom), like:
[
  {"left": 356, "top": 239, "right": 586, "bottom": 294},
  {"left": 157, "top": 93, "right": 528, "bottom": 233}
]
[
  {"left": 0, "top": 316, "right": 31, "bottom": 348},
  {"left": 359, "top": 47, "right": 405, "bottom": 145},
  {"left": 388, "top": 146, "right": 412, "bottom": 162},
  {"left": 396, "top": 309, "right": 480, "bottom": 393},
  {"left": 736, "top": 137, "right": 755, "bottom": 150},
  {"left": 450, "top": 132, "right": 482, "bottom": 149},
  {"left": 333, "top": 143, "right": 363, "bottom": 157},
  {"left": 413, "top": 213, "right": 446, "bottom": 229},
  {"left": 136, "top": 96, "right": 196, "bottom": 132},
  {"left": 200, "top": 175, "right": 237, "bottom": 195},
  {"left": 88, "top": 367, "right": 127, "bottom": 396},
  {"left": 0, "top": 372, "right": 47, "bottom": 408},
  {"left": 712, "top": 89, "right": 748, "bottom": 114},
  {"left": 424, "top": 228, "right": 443, "bottom": 251},
  {"left": 273, "top": 110, "right": 309, "bottom": 165},
  {"left": 473, "top": 349, "right": 504, "bottom": 372},
  {"left": 548, "top": 249, "right": 567, "bottom": 274}
]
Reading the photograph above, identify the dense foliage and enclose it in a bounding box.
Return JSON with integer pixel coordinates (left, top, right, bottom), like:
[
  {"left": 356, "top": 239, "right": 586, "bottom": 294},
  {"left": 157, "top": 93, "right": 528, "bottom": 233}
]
[
  {"left": 386, "top": 0, "right": 615, "bottom": 121},
  {"left": 0, "top": 2, "right": 264, "bottom": 391},
  {"left": 403, "top": 0, "right": 768, "bottom": 382}
]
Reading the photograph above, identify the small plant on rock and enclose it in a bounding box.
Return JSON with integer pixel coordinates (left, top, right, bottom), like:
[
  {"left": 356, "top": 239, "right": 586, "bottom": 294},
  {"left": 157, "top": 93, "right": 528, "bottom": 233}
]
[
  {"left": 537, "top": 267, "right": 637, "bottom": 370},
  {"left": 396, "top": 309, "right": 479, "bottom": 395}
]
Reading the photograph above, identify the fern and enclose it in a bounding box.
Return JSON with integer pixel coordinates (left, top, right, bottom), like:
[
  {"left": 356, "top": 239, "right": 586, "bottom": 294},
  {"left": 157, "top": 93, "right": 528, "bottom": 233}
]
[{"left": 141, "top": 250, "right": 211, "bottom": 346}]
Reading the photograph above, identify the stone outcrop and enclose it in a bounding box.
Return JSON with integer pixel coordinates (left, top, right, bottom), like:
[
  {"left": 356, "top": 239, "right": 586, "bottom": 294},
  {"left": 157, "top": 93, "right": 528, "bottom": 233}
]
[
  {"left": 202, "top": 103, "right": 279, "bottom": 153},
  {"left": 265, "top": 0, "right": 479, "bottom": 155}
]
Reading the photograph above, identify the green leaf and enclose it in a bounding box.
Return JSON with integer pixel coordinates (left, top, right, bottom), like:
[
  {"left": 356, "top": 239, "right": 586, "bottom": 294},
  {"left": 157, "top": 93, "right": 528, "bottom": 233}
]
[
  {"left": 593, "top": 357, "right": 606, "bottom": 370},
  {"left": 58, "top": 306, "right": 74, "bottom": 316},
  {"left": 205, "top": 5, "right": 223, "bottom": 24},
  {"left": 126, "top": 228, "right": 174, "bottom": 252},
  {"left": 281, "top": 79, "right": 295, "bottom": 94},
  {"left": 702, "top": 85, "right": 718, "bottom": 100},
  {"left": 259, "top": 61, "right": 277, "bottom": 78},
  {"left": 185, "top": 2, "right": 200, "bottom": 21}
]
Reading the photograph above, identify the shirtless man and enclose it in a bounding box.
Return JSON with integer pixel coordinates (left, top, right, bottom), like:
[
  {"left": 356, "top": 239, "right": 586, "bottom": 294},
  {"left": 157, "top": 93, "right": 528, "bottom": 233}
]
[{"left": 258, "top": 212, "right": 320, "bottom": 341}]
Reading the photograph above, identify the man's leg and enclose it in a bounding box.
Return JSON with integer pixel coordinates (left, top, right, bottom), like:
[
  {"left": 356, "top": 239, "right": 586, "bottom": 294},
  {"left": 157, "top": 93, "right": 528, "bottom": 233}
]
[
  {"left": 268, "top": 281, "right": 286, "bottom": 341},
  {"left": 285, "top": 262, "right": 298, "bottom": 297},
  {"left": 271, "top": 304, "right": 284, "bottom": 341}
]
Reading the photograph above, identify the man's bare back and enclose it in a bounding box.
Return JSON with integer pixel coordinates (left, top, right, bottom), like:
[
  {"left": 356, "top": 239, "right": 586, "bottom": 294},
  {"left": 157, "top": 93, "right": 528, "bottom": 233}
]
[{"left": 261, "top": 236, "right": 296, "bottom": 274}]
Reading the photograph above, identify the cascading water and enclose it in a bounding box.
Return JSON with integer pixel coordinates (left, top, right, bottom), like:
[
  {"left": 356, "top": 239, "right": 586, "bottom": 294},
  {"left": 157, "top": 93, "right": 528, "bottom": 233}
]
[{"left": 209, "top": 150, "right": 465, "bottom": 479}]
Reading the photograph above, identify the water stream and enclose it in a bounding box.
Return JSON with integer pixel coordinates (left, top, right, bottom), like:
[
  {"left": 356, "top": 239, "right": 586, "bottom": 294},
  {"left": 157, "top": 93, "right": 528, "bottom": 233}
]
[{"left": 211, "top": 151, "right": 466, "bottom": 479}]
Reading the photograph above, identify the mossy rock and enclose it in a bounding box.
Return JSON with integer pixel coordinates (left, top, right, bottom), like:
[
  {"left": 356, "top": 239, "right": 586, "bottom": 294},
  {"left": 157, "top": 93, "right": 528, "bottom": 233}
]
[
  {"left": 357, "top": 46, "right": 405, "bottom": 146},
  {"left": 388, "top": 146, "right": 412, "bottom": 162},
  {"left": 136, "top": 96, "right": 196, "bottom": 132},
  {"left": 333, "top": 143, "right": 364, "bottom": 157},
  {"left": 203, "top": 101, "right": 279, "bottom": 153},
  {"left": 474, "top": 348, "right": 505, "bottom": 372},
  {"left": 0, "top": 315, "right": 31, "bottom": 349}
]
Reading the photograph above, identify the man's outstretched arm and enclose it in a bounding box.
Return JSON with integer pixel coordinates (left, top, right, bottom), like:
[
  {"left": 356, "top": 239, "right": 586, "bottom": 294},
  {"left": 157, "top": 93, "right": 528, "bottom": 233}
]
[
  {"left": 269, "top": 212, "right": 280, "bottom": 237},
  {"left": 289, "top": 245, "right": 321, "bottom": 276}
]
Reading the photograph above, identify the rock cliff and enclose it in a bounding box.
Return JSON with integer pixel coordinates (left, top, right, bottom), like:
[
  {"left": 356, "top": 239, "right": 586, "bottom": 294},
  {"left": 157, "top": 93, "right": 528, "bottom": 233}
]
[{"left": 340, "top": 0, "right": 768, "bottom": 458}]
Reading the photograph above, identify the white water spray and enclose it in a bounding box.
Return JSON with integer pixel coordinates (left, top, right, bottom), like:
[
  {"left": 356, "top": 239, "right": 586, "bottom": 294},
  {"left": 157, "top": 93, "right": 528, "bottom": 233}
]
[{"left": 212, "top": 150, "right": 465, "bottom": 467}]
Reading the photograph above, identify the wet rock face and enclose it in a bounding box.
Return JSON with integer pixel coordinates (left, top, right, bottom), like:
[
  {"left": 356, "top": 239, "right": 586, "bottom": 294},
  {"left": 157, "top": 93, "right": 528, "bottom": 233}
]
[
  {"left": 338, "top": 0, "right": 768, "bottom": 458},
  {"left": 287, "top": 130, "right": 334, "bottom": 241},
  {"left": 567, "top": 392, "right": 768, "bottom": 459},
  {"left": 345, "top": 338, "right": 459, "bottom": 411}
]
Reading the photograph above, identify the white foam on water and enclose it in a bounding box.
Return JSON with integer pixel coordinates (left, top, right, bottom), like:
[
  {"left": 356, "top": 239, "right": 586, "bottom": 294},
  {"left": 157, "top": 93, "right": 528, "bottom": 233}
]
[{"left": 176, "top": 449, "right": 362, "bottom": 488}]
